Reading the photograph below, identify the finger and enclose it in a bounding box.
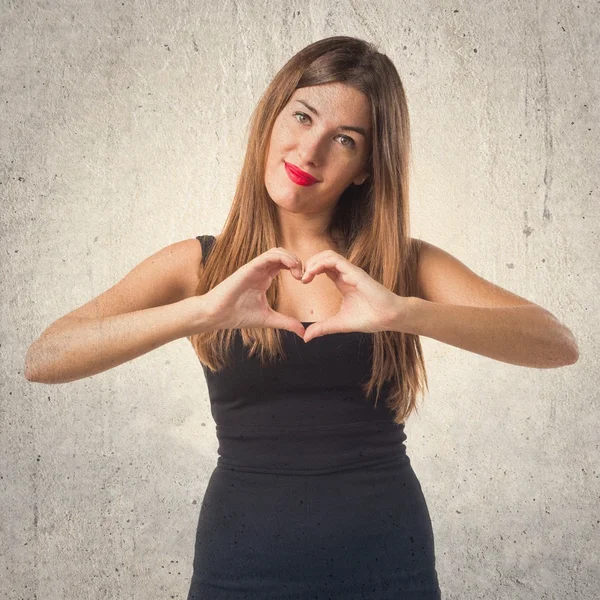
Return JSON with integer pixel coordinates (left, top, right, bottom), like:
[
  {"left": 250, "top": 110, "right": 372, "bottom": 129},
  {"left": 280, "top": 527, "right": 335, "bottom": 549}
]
[
  {"left": 271, "top": 314, "right": 306, "bottom": 338},
  {"left": 301, "top": 254, "right": 347, "bottom": 283},
  {"left": 303, "top": 322, "right": 324, "bottom": 343},
  {"left": 261, "top": 251, "right": 303, "bottom": 279},
  {"left": 303, "top": 321, "right": 326, "bottom": 342},
  {"left": 280, "top": 248, "right": 303, "bottom": 269},
  {"left": 302, "top": 263, "right": 338, "bottom": 284},
  {"left": 303, "top": 325, "right": 316, "bottom": 343},
  {"left": 274, "top": 247, "right": 303, "bottom": 268},
  {"left": 277, "top": 248, "right": 303, "bottom": 274},
  {"left": 303, "top": 258, "right": 361, "bottom": 286},
  {"left": 303, "top": 314, "right": 351, "bottom": 342}
]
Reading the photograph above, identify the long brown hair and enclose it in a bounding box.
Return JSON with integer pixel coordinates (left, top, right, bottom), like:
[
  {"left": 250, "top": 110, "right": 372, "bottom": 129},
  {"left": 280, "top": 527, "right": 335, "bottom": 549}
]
[{"left": 189, "top": 35, "right": 427, "bottom": 425}]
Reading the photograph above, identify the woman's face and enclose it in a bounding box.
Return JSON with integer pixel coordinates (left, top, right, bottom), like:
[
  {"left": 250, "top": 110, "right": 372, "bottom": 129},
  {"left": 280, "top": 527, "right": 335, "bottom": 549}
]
[{"left": 264, "top": 82, "right": 372, "bottom": 216}]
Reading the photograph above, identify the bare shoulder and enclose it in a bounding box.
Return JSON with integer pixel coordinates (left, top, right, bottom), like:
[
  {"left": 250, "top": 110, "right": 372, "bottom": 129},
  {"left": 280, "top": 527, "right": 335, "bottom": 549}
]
[
  {"left": 56, "top": 237, "right": 211, "bottom": 324},
  {"left": 180, "top": 234, "right": 221, "bottom": 297},
  {"left": 177, "top": 234, "right": 221, "bottom": 298},
  {"left": 170, "top": 237, "right": 204, "bottom": 299},
  {"left": 411, "top": 237, "right": 537, "bottom": 308}
]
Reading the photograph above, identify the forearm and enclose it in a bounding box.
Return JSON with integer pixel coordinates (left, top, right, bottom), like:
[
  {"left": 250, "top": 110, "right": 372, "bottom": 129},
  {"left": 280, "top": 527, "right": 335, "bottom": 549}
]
[
  {"left": 394, "top": 297, "right": 578, "bottom": 368},
  {"left": 25, "top": 296, "right": 213, "bottom": 384}
]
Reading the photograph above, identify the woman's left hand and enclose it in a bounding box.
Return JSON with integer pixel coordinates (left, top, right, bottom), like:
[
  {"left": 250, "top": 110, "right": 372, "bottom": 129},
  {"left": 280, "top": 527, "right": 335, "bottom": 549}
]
[{"left": 300, "top": 250, "right": 408, "bottom": 342}]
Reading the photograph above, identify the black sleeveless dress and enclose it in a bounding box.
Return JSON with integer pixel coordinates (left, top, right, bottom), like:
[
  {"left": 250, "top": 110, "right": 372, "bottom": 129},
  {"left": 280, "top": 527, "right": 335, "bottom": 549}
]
[{"left": 187, "top": 235, "right": 442, "bottom": 599}]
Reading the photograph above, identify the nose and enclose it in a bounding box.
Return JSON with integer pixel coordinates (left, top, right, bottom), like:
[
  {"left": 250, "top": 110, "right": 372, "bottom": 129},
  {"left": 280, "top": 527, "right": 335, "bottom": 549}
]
[{"left": 296, "top": 130, "right": 324, "bottom": 167}]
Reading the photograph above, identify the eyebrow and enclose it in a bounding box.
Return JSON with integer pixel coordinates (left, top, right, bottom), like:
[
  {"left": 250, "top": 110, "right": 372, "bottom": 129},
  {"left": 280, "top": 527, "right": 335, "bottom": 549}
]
[{"left": 295, "top": 99, "right": 368, "bottom": 137}]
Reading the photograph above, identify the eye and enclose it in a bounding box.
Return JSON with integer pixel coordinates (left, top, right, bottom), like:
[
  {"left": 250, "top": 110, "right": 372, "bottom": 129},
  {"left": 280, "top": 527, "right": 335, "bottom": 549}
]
[
  {"left": 292, "top": 112, "right": 356, "bottom": 149},
  {"left": 293, "top": 111, "right": 310, "bottom": 125},
  {"left": 337, "top": 134, "right": 356, "bottom": 148}
]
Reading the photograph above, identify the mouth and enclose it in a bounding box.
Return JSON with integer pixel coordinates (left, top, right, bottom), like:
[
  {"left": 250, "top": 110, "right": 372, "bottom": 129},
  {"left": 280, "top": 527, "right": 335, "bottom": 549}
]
[{"left": 284, "top": 161, "right": 318, "bottom": 186}]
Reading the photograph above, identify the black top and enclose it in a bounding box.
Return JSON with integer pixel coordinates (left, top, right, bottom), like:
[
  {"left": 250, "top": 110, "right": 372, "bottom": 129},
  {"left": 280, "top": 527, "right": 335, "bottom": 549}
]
[
  {"left": 186, "top": 235, "right": 441, "bottom": 599},
  {"left": 194, "top": 234, "right": 408, "bottom": 474}
]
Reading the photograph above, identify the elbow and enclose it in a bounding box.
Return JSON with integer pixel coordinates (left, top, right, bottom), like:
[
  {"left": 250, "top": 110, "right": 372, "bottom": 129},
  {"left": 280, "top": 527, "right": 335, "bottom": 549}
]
[
  {"left": 24, "top": 337, "right": 81, "bottom": 384},
  {"left": 564, "top": 328, "right": 580, "bottom": 366},
  {"left": 549, "top": 317, "right": 579, "bottom": 367},
  {"left": 24, "top": 341, "right": 50, "bottom": 383},
  {"left": 554, "top": 338, "right": 579, "bottom": 368},
  {"left": 24, "top": 346, "right": 40, "bottom": 382},
  {"left": 566, "top": 342, "right": 579, "bottom": 366}
]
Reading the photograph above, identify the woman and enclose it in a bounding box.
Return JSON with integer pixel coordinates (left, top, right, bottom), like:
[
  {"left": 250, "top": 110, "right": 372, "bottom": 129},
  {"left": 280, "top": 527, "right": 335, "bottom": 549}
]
[{"left": 25, "top": 36, "right": 578, "bottom": 598}]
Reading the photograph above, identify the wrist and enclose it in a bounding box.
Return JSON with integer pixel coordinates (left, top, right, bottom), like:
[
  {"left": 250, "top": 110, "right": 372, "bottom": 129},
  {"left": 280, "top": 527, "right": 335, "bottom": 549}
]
[
  {"left": 179, "top": 295, "right": 217, "bottom": 336},
  {"left": 388, "top": 295, "right": 423, "bottom": 335}
]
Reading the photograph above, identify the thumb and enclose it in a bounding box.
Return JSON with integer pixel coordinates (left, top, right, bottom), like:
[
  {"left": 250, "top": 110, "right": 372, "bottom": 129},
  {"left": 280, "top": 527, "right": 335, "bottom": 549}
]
[
  {"left": 271, "top": 313, "right": 306, "bottom": 338},
  {"left": 303, "top": 321, "right": 326, "bottom": 342},
  {"left": 303, "top": 317, "right": 343, "bottom": 342}
]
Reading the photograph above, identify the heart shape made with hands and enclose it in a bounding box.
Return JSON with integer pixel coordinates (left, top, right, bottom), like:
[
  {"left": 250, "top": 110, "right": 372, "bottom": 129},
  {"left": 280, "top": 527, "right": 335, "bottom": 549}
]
[{"left": 297, "top": 250, "right": 406, "bottom": 343}]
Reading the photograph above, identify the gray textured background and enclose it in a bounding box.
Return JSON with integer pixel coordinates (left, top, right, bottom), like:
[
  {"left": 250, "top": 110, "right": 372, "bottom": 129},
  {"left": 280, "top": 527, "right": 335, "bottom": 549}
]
[{"left": 2, "top": 1, "right": 598, "bottom": 598}]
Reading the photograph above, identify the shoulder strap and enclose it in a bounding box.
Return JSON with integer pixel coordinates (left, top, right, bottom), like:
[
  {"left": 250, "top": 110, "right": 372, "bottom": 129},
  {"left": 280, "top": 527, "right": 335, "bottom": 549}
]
[{"left": 195, "top": 235, "right": 216, "bottom": 265}]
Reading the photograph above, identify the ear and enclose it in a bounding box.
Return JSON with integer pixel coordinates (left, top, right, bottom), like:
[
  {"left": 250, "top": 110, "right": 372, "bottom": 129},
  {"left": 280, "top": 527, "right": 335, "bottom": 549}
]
[{"left": 353, "top": 173, "right": 369, "bottom": 186}]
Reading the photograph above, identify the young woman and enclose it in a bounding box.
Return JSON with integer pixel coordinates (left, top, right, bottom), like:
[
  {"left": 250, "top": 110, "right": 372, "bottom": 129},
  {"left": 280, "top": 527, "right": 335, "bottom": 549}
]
[{"left": 25, "top": 36, "right": 578, "bottom": 599}]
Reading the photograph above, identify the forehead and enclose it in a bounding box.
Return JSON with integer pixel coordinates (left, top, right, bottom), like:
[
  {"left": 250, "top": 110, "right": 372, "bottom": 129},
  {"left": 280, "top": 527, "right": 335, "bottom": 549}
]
[{"left": 288, "top": 83, "right": 371, "bottom": 128}]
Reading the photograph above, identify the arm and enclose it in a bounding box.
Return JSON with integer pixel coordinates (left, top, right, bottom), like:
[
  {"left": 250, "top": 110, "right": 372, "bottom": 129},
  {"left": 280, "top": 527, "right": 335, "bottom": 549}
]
[
  {"left": 392, "top": 239, "right": 579, "bottom": 368},
  {"left": 25, "top": 297, "right": 213, "bottom": 383},
  {"left": 24, "top": 238, "right": 213, "bottom": 384},
  {"left": 395, "top": 299, "right": 578, "bottom": 368}
]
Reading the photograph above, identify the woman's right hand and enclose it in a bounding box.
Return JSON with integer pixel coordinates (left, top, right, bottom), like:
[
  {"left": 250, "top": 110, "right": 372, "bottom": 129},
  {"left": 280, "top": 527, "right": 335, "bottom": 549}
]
[{"left": 202, "top": 247, "right": 306, "bottom": 337}]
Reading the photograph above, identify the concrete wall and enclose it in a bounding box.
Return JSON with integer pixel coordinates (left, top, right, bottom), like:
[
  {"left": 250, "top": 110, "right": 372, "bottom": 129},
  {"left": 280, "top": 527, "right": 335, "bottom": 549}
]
[{"left": 2, "top": 1, "right": 598, "bottom": 598}]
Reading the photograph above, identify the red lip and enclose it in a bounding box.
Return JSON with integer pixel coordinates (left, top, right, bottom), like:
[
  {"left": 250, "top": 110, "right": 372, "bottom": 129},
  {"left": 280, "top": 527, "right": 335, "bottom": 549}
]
[{"left": 284, "top": 161, "right": 318, "bottom": 186}]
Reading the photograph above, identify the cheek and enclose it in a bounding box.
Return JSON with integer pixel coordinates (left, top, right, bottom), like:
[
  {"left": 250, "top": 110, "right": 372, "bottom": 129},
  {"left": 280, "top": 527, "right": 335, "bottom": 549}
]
[{"left": 274, "top": 117, "right": 293, "bottom": 142}]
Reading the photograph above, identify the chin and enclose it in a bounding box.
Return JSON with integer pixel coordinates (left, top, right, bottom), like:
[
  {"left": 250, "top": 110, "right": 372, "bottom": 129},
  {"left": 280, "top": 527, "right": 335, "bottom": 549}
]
[
  {"left": 271, "top": 196, "right": 303, "bottom": 212},
  {"left": 266, "top": 177, "right": 301, "bottom": 206}
]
